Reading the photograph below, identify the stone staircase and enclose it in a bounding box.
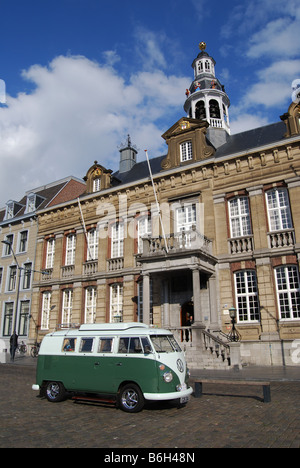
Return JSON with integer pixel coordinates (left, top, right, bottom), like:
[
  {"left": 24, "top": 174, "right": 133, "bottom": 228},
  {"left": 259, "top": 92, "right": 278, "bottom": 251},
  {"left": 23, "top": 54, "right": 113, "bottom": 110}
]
[{"left": 169, "top": 327, "right": 232, "bottom": 370}]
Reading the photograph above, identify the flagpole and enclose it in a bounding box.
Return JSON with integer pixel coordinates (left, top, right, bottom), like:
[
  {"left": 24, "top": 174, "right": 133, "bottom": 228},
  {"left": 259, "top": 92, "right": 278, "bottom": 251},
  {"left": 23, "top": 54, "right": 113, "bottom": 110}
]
[
  {"left": 77, "top": 198, "right": 93, "bottom": 260},
  {"left": 144, "top": 150, "right": 168, "bottom": 253}
]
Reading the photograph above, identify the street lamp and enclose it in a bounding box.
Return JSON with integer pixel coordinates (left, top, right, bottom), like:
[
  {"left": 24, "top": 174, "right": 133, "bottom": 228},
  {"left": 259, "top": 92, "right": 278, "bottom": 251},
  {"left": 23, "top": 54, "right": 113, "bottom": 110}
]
[
  {"left": 228, "top": 306, "right": 241, "bottom": 342},
  {"left": 2, "top": 240, "right": 21, "bottom": 360}
]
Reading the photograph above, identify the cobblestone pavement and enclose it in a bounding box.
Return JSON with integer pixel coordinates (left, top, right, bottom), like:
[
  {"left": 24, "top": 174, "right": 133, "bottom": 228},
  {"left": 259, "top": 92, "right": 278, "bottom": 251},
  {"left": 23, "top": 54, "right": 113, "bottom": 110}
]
[{"left": 0, "top": 363, "right": 299, "bottom": 449}]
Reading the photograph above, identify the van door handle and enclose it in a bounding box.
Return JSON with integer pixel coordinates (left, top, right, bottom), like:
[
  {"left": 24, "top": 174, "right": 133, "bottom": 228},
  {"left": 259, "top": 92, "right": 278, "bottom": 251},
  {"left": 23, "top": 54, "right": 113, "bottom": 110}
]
[
  {"left": 116, "top": 362, "right": 122, "bottom": 366},
  {"left": 94, "top": 362, "right": 100, "bottom": 366}
]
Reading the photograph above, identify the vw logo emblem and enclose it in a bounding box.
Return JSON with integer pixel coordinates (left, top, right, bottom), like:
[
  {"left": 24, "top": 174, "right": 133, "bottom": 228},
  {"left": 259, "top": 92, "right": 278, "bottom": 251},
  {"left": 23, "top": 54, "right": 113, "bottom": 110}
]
[{"left": 177, "top": 359, "right": 184, "bottom": 373}]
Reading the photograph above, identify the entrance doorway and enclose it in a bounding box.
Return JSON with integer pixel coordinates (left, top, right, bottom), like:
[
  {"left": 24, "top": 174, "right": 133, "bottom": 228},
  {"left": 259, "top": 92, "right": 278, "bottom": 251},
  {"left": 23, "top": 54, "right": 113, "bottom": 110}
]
[{"left": 181, "top": 301, "right": 194, "bottom": 342}]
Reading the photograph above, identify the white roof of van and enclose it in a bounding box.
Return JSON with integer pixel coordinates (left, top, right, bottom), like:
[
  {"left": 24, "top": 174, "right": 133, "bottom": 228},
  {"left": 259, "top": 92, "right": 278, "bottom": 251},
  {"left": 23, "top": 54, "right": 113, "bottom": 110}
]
[{"left": 78, "top": 322, "right": 148, "bottom": 332}]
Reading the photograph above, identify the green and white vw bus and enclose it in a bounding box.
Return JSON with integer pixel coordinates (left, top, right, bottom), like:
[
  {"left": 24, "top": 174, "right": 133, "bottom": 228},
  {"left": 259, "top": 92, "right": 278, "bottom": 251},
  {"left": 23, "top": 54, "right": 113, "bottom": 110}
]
[{"left": 32, "top": 323, "right": 192, "bottom": 412}]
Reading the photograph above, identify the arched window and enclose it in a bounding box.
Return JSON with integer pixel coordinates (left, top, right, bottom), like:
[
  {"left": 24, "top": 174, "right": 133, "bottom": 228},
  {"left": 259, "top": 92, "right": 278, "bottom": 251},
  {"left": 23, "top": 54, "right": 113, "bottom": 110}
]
[
  {"left": 205, "top": 60, "right": 210, "bottom": 72},
  {"left": 209, "top": 99, "right": 220, "bottom": 119},
  {"left": 197, "top": 61, "right": 203, "bottom": 74},
  {"left": 195, "top": 101, "right": 206, "bottom": 120}
]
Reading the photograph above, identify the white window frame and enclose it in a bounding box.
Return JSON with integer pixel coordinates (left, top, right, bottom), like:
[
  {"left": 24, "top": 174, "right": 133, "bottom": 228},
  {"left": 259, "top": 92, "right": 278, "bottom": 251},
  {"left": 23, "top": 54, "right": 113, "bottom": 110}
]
[
  {"left": 111, "top": 222, "right": 124, "bottom": 258},
  {"left": 22, "top": 262, "right": 32, "bottom": 290},
  {"left": 137, "top": 216, "right": 151, "bottom": 254},
  {"left": 5, "top": 202, "right": 14, "bottom": 220},
  {"left": 41, "top": 291, "right": 51, "bottom": 330},
  {"left": 46, "top": 238, "right": 55, "bottom": 269},
  {"left": 234, "top": 270, "right": 260, "bottom": 323},
  {"left": 180, "top": 141, "right": 193, "bottom": 162},
  {"left": 65, "top": 233, "right": 76, "bottom": 265},
  {"left": 87, "top": 229, "right": 98, "bottom": 261},
  {"left": 26, "top": 193, "right": 36, "bottom": 213},
  {"left": 110, "top": 283, "right": 123, "bottom": 323},
  {"left": 18, "top": 230, "right": 28, "bottom": 253},
  {"left": 275, "top": 266, "right": 300, "bottom": 320},
  {"left": 19, "top": 300, "right": 30, "bottom": 336},
  {"left": 228, "top": 196, "right": 252, "bottom": 238},
  {"left": 93, "top": 178, "right": 101, "bottom": 192},
  {"left": 266, "top": 188, "right": 293, "bottom": 232},
  {"left": 2, "top": 234, "right": 13, "bottom": 256},
  {"left": 84, "top": 286, "right": 97, "bottom": 324},
  {"left": 3, "top": 302, "right": 14, "bottom": 336},
  {"left": 62, "top": 289, "right": 73, "bottom": 327},
  {"left": 176, "top": 203, "right": 197, "bottom": 233},
  {"left": 7, "top": 266, "right": 17, "bottom": 292}
]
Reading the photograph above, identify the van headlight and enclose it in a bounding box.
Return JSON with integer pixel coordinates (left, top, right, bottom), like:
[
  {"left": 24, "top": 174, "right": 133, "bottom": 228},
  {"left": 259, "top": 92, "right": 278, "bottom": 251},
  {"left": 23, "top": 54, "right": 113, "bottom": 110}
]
[{"left": 163, "top": 372, "right": 173, "bottom": 383}]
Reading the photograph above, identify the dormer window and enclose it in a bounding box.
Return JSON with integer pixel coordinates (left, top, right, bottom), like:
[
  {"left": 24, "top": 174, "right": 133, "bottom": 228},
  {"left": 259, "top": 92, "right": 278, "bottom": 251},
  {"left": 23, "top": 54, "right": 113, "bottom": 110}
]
[
  {"left": 6, "top": 202, "right": 14, "bottom": 219},
  {"left": 180, "top": 141, "right": 193, "bottom": 162},
  {"left": 26, "top": 193, "right": 45, "bottom": 213},
  {"left": 5, "top": 200, "right": 23, "bottom": 220},
  {"left": 93, "top": 178, "right": 101, "bottom": 193}
]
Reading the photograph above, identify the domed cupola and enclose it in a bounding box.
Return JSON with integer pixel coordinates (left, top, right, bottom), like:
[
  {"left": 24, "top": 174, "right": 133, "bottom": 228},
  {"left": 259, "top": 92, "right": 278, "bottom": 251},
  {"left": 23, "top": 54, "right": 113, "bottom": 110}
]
[{"left": 184, "top": 42, "right": 230, "bottom": 147}]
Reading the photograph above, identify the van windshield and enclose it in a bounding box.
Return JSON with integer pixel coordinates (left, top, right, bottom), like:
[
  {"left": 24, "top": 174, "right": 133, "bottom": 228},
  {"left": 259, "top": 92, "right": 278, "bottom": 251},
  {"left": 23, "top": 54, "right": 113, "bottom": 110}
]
[{"left": 150, "top": 335, "right": 182, "bottom": 353}]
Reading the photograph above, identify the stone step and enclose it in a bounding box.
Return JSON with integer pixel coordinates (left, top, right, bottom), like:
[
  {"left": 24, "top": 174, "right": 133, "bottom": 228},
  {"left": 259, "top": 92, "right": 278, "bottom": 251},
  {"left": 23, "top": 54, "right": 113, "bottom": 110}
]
[{"left": 184, "top": 344, "right": 231, "bottom": 370}]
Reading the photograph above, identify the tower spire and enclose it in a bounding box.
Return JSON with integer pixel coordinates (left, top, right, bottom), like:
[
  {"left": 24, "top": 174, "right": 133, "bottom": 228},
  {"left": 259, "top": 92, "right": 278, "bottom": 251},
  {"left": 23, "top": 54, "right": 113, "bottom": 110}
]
[{"left": 184, "top": 42, "right": 230, "bottom": 147}]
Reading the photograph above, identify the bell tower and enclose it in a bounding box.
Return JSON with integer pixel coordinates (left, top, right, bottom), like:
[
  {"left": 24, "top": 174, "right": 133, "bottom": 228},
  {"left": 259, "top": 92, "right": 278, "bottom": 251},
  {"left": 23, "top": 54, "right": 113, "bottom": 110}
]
[{"left": 184, "top": 42, "right": 230, "bottom": 148}]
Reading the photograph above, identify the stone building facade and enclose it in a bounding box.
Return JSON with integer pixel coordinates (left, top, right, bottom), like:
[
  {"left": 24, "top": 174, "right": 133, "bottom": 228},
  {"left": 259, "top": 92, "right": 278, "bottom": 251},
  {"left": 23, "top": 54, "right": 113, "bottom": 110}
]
[
  {"left": 29, "top": 44, "right": 300, "bottom": 368},
  {"left": 0, "top": 177, "right": 86, "bottom": 359}
]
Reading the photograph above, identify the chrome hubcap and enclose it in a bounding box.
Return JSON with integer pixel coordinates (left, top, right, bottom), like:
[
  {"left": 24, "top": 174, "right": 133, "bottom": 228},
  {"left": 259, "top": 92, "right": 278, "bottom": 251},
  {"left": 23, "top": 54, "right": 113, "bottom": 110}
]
[{"left": 121, "top": 389, "right": 138, "bottom": 409}]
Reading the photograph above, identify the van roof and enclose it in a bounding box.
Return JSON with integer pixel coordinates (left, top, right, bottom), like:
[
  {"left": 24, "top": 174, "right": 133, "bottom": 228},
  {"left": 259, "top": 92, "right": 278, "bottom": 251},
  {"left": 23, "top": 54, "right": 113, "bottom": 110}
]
[
  {"left": 45, "top": 322, "right": 173, "bottom": 337},
  {"left": 78, "top": 322, "right": 149, "bottom": 332}
]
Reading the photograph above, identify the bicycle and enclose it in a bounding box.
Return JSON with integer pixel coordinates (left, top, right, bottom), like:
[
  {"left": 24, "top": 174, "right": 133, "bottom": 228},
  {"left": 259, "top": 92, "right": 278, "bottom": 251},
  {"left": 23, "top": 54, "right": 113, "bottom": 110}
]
[
  {"left": 17, "top": 341, "right": 27, "bottom": 355},
  {"left": 30, "top": 342, "right": 40, "bottom": 358}
]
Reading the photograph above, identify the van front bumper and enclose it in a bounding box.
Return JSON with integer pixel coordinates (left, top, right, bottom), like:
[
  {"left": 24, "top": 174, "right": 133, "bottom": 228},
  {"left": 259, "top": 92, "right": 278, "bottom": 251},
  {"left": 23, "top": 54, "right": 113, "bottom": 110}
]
[
  {"left": 32, "top": 384, "right": 40, "bottom": 391},
  {"left": 143, "top": 386, "right": 193, "bottom": 402}
]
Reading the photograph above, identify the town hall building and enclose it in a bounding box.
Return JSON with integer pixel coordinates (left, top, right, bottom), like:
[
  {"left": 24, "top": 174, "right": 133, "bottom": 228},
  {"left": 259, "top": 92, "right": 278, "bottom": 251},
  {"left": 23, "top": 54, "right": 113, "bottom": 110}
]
[{"left": 22, "top": 43, "right": 300, "bottom": 368}]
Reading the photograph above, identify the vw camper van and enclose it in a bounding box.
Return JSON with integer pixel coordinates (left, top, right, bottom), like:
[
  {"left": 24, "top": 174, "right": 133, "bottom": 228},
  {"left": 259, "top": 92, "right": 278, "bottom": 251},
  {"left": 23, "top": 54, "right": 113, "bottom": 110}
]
[{"left": 32, "top": 323, "right": 193, "bottom": 412}]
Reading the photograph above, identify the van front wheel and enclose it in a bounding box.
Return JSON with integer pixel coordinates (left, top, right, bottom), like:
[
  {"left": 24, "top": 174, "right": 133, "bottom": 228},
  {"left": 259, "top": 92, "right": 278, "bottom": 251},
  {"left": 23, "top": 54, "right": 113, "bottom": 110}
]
[
  {"left": 45, "top": 381, "right": 66, "bottom": 403},
  {"left": 118, "top": 383, "right": 144, "bottom": 413}
]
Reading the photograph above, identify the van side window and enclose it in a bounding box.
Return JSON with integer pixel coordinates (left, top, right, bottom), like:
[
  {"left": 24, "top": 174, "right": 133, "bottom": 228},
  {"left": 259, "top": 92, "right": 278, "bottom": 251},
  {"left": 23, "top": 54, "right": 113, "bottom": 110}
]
[
  {"left": 129, "top": 337, "right": 142, "bottom": 354},
  {"left": 118, "top": 337, "right": 129, "bottom": 353},
  {"left": 118, "top": 337, "right": 143, "bottom": 354},
  {"left": 98, "top": 338, "right": 113, "bottom": 353},
  {"left": 79, "top": 338, "right": 94, "bottom": 353},
  {"left": 141, "top": 336, "right": 152, "bottom": 353},
  {"left": 62, "top": 338, "right": 77, "bottom": 352}
]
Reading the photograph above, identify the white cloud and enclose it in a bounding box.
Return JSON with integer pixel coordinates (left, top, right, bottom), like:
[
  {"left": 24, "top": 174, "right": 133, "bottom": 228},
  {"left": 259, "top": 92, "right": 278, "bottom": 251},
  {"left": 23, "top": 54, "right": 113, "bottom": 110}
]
[
  {"left": 247, "top": 17, "right": 300, "bottom": 59},
  {"left": 230, "top": 111, "right": 270, "bottom": 135},
  {"left": 220, "top": 0, "right": 300, "bottom": 128},
  {"left": 133, "top": 27, "right": 168, "bottom": 71},
  {"left": 235, "top": 60, "right": 300, "bottom": 112},
  {"left": 0, "top": 54, "right": 188, "bottom": 205}
]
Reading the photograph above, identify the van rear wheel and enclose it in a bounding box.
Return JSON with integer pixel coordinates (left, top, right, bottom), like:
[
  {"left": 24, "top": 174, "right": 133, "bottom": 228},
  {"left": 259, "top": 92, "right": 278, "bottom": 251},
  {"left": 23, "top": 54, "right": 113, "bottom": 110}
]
[
  {"left": 118, "top": 383, "right": 144, "bottom": 413},
  {"left": 45, "top": 381, "right": 66, "bottom": 403}
]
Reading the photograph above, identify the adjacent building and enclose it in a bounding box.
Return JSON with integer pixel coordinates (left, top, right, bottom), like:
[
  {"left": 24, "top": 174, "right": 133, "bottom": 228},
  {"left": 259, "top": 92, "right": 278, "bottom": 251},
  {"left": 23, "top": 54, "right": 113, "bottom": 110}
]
[{"left": 0, "top": 177, "right": 86, "bottom": 356}]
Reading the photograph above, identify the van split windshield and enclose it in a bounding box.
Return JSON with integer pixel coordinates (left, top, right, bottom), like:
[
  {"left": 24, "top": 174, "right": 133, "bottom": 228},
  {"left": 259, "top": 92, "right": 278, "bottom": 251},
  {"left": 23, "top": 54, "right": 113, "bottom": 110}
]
[{"left": 150, "top": 335, "right": 182, "bottom": 353}]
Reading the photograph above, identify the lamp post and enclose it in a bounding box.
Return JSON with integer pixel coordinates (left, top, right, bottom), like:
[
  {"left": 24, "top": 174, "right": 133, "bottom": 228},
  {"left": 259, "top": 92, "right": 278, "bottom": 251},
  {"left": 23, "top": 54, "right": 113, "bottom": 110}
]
[
  {"left": 2, "top": 240, "right": 21, "bottom": 360},
  {"left": 228, "top": 306, "right": 241, "bottom": 342}
]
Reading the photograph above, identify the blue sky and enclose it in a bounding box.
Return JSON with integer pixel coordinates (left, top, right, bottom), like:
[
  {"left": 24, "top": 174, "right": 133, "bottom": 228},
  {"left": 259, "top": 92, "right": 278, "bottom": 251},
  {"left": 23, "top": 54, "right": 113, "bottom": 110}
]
[{"left": 0, "top": 0, "right": 299, "bottom": 204}]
